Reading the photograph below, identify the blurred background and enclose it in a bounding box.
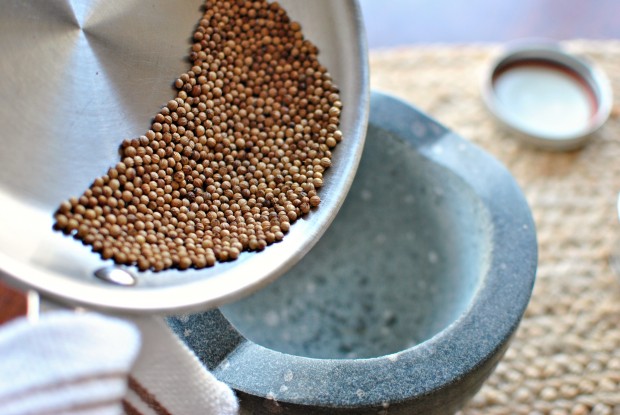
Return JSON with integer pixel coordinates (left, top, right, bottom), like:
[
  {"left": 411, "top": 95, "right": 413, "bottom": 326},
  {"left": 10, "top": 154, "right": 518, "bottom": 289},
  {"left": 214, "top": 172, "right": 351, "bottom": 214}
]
[{"left": 359, "top": 0, "right": 620, "bottom": 48}]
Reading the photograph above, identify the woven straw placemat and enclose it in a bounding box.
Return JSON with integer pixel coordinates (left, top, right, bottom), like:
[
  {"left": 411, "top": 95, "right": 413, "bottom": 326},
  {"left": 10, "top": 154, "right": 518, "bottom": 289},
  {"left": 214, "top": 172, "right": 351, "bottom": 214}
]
[{"left": 370, "top": 41, "right": 620, "bottom": 415}]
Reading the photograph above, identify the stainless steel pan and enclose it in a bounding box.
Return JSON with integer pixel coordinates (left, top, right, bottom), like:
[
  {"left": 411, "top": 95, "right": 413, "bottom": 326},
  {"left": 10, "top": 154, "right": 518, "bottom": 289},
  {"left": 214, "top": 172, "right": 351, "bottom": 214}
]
[{"left": 0, "top": 0, "right": 369, "bottom": 314}]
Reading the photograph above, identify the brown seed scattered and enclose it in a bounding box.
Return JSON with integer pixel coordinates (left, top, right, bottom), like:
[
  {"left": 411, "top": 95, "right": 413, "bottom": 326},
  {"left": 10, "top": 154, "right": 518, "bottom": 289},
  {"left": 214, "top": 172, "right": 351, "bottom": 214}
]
[{"left": 53, "top": 0, "right": 342, "bottom": 272}]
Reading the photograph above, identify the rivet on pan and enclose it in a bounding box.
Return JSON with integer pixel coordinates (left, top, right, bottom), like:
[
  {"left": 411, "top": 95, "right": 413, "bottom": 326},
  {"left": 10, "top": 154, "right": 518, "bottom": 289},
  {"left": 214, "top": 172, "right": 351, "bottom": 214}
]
[{"left": 94, "top": 266, "right": 137, "bottom": 286}]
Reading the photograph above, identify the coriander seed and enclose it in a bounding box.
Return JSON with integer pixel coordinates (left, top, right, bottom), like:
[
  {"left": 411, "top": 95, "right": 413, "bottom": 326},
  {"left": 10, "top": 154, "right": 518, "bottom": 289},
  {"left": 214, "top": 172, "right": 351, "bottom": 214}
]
[{"left": 54, "top": 0, "right": 343, "bottom": 272}]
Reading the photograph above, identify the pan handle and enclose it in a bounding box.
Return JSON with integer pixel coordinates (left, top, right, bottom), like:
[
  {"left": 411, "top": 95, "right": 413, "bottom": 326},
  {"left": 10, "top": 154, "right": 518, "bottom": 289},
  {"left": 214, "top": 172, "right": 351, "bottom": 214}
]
[{"left": 26, "top": 290, "right": 84, "bottom": 324}]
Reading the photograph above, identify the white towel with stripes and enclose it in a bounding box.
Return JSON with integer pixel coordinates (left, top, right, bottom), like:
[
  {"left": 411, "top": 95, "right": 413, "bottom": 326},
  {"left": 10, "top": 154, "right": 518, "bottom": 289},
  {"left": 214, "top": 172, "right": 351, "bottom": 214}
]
[{"left": 0, "top": 311, "right": 239, "bottom": 415}]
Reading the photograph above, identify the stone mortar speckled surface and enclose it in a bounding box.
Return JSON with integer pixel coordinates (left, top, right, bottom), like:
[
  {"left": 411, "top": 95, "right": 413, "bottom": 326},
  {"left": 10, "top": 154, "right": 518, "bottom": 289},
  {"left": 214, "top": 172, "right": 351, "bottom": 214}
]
[
  {"left": 168, "top": 92, "right": 537, "bottom": 414},
  {"left": 368, "top": 41, "right": 620, "bottom": 415}
]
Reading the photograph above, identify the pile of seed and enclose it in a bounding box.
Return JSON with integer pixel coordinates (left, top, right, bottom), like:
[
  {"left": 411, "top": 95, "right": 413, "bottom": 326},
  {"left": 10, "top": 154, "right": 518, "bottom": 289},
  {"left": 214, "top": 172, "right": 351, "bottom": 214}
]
[{"left": 54, "top": 0, "right": 342, "bottom": 272}]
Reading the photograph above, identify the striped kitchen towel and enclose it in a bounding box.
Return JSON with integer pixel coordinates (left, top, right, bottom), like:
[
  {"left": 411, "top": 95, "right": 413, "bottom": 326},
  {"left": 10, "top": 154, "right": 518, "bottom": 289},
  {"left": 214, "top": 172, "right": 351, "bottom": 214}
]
[{"left": 0, "top": 311, "right": 239, "bottom": 415}]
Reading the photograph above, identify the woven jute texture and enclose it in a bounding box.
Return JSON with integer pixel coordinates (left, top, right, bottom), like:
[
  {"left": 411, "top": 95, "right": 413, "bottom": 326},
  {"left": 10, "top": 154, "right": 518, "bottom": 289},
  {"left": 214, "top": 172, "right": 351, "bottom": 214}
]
[{"left": 370, "top": 41, "right": 620, "bottom": 415}]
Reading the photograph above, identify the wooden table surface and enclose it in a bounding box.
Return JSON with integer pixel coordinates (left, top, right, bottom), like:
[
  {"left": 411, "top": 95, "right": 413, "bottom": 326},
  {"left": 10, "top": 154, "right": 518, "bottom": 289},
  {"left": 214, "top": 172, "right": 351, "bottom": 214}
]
[
  {"left": 1, "top": 0, "right": 618, "bottom": 325},
  {"left": 0, "top": 281, "right": 27, "bottom": 324}
]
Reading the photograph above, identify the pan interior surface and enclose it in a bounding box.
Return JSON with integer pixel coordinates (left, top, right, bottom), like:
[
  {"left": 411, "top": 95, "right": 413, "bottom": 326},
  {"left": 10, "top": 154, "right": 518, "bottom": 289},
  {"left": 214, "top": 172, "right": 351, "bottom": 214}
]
[{"left": 0, "top": 0, "right": 368, "bottom": 313}]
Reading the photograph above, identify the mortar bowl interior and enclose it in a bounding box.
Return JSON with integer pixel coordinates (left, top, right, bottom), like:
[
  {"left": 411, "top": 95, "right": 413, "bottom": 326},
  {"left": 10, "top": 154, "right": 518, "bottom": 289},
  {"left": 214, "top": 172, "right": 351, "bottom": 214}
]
[{"left": 168, "top": 91, "right": 537, "bottom": 415}]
